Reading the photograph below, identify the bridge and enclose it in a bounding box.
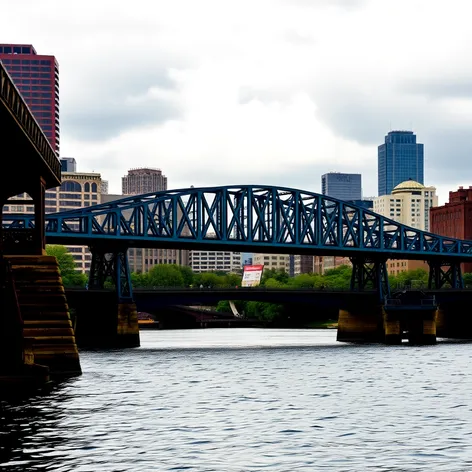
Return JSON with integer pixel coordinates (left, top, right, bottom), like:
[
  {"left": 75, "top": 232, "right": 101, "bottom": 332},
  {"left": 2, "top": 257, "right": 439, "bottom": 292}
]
[
  {"left": 0, "top": 61, "right": 81, "bottom": 386},
  {"left": 4, "top": 185, "right": 472, "bottom": 346}
]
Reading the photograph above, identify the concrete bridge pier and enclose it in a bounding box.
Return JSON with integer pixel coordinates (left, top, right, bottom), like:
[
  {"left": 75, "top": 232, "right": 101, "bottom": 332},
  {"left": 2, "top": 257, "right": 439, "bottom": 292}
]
[
  {"left": 117, "top": 301, "right": 140, "bottom": 347},
  {"left": 383, "top": 311, "right": 402, "bottom": 345},
  {"left": 435, "top": 302, "right": 472, "bottom": 340},
  {"left": 69, "top": 290, "right": 140, "bottom": 349},
  {"left": 337, "top": 305, "right": 384, "bottom": 343},
  {"left": 405, "top": 311, "right": 437, "bottom": 345},
  {"left": 73, "top": 245, "right": 140, "bottom": 348},
  {"left": 383, "top": 308, "right": 437, "bottom": 345},
  {"left": 384, "top": 291, "right": 439, "bottom": 345}
]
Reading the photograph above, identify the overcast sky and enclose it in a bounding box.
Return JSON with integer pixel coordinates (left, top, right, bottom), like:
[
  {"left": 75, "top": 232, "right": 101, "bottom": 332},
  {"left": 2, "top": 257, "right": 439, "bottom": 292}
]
[{"left": 4, "top": 0, "right": 472, "bottom": 202}]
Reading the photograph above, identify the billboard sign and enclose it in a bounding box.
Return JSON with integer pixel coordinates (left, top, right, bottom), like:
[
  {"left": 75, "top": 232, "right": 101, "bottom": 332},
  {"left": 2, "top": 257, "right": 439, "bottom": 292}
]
[{"left": 241, "top": 264, "right": 264, "bottom": 287}]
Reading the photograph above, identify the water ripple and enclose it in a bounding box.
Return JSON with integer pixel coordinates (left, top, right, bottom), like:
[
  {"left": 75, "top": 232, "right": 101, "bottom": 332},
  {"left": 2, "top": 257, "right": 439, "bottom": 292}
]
[{"left": 1, "top": 329, "right": 472, "bottom": 471}]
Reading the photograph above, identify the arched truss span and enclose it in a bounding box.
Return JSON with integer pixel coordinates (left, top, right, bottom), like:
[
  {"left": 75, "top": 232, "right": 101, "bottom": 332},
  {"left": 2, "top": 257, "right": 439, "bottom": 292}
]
[{"left": 4, "top": 185, "right": 472, "bottom": 260}]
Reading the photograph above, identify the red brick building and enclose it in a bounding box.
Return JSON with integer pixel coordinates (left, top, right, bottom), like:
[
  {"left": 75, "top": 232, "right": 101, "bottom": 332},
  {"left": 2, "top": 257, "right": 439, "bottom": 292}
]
[{"left": 430, "top": 186, "right": 472, "bottom": 273}]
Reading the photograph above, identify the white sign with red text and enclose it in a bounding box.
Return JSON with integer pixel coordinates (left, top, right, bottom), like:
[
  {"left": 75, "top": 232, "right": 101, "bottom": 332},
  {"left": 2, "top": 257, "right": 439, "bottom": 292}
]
[{"left": 241, "top": 264, "right": 264, "bottom": 287}]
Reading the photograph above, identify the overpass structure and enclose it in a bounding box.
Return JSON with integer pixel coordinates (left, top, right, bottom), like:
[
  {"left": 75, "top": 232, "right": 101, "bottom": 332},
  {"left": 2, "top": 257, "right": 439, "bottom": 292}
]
[{"left": 5, "top": 185, "right": 472, "bottom": 346}]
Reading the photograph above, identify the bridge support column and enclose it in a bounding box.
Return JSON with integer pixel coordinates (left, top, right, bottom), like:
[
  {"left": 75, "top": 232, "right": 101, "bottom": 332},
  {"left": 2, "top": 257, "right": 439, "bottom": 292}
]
[
  {"left": 383, "top": 311, "right": 402, "bottom": 345},
  {"left": 428, "top": 260, "right": 463, "bottom": 289},
  {"left": 435, "top": 302, "right": 472, "bottom": 340},
  {"left": 406, "top": 310, "right": 437, "bottom": 345},
  {"left": 83, "top": 246, "right": 139, "bottom": 348},
  {"left": 337, "top": 305, "right": 384, "bottom": 343},
  {"left": 337, "top": 257, "right": 389, "bottom": 343},
  {"left": 117, "top": 302, "right": 140, "bottom": 347}
]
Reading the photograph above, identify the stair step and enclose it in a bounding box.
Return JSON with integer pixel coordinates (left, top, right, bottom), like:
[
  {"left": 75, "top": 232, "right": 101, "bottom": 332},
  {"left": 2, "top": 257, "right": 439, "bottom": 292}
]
[
  {"left": 27, "top": 336, "right": 76, "bottom": 343},
  {"left": 24, "top": 320, "right": 73, "bottom": 327},
  {"left": 24, "top": 328, "right": 75, "bottom": 337}
]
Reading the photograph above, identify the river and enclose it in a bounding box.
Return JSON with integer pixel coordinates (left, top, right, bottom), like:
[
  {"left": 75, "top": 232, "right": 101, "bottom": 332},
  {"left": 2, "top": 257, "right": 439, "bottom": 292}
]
[{"left": 1, "top": 328, "right": 472, "bottom": 471}]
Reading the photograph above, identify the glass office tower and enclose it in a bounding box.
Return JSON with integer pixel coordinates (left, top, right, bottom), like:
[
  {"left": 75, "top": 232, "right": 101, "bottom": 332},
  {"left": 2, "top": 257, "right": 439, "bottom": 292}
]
[
  {"left": 321, "top": 172, "right": 362, "bottom": 201},
  {"left": 378, "top": 130, "right": 424, "bottom": 196},
  {"left": 0, "top": 44, "right": 60, "bottom": 155}
]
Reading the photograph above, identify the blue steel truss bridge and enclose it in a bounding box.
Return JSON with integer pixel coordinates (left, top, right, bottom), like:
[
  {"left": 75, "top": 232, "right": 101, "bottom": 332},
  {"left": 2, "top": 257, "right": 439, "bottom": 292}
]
[{"left": 4, "top": 185, "right": 472, "bottom": 302}]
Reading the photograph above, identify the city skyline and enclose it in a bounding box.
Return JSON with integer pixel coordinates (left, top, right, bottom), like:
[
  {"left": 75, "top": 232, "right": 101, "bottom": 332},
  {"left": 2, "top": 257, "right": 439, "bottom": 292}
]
[{"left": 2, "top": 1, "right": 472, "bottom": 204}]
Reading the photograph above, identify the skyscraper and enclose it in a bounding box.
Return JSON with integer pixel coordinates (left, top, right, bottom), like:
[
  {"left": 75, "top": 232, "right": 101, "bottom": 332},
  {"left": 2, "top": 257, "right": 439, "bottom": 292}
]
[
  {"left": 122, "top": 168, "right": 167, "bottom": 195},
  {"left": 0, "top": 44, "right": 60, "bottom": 155},
  {"left": 119, "top": 167, "right": 188, "bottom": 272},
  {"left": 378, "top": 130, "right": 424, "bottom": 196},
  {"left": 321, "top": 172, "right": 362, "bottom": 201}
]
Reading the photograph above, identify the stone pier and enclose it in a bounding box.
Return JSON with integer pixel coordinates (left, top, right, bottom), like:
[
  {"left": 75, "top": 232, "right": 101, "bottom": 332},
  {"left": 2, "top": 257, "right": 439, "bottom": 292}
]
[
  {"left": 337, "top": 305, "right": 384, "bottom": 343},
  {"left": 69, "top": 290, "right": 140, "bottom": 348}
]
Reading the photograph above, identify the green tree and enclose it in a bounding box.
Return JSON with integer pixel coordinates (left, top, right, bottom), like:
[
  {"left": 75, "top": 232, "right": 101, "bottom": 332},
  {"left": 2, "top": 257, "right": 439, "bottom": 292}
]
[
  {"left": 245, "top": 300, "right": 284, "bottom": 321},
  {"left": 221, "top": 273, "right": 242, "bottom": 287},
  {"left": 288, "top": 273, "right": 317, "bottom": 288},
  {"left": 46, "top": 245, "right": 76, "bottom": 274},
  {"left": 177, "top": 265, "right": 194, "bottom": 287},
  {"left": 148, "top": 264, "right": 185, "bottom": 287},
  {"left": 323, "top": 265, "right": 351, "bottom": 289},
  {"left": 193, "top": 272, "right": 222, "bottom": 288},
  {"left": 261, "top": 268, "right": 289, "bottom": 286},
  {"left": 392, "top": 268, "right": 428, "bottom": 289},
  {"left": 264, "top": 277, "right": 286, "bottom": 288},
  {"left": 131, "top": 272, "right": 151, "bottom": 288},
  {"left": 463, "top": 272, "right": 472, "bottom": 288},
  {"left": 45, "top": 245, "right": 87, "bottom": 287}
]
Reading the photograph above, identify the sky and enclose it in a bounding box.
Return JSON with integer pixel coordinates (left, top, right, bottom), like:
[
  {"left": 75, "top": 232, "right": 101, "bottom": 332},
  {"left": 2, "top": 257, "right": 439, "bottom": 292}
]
[{"left": 4, "top": 0, "right": 472, "bottom": 203}]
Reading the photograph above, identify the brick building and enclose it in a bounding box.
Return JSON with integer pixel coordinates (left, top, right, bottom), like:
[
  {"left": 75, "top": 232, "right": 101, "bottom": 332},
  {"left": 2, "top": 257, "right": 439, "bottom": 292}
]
[{"left": 430, "top": 186, "right": 472, "bottom": 274}]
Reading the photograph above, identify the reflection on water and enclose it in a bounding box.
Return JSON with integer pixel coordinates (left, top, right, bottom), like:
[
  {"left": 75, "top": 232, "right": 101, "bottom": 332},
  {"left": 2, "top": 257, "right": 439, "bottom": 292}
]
[{"left": 1, "top": 329, "right": 472, "bottom": 471}]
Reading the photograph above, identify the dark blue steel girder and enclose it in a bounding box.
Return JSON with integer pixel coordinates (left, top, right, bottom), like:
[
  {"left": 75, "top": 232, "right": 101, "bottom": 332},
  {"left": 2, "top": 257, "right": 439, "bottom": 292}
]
[{"left": 4, "top": 185, "right": 472, "bottom": 261}]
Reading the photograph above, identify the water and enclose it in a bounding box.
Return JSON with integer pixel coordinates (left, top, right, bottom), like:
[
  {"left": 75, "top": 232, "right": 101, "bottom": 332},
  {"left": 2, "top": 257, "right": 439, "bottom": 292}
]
[{"left": 2, "top": 329, "right": 472, "bottom": 471}]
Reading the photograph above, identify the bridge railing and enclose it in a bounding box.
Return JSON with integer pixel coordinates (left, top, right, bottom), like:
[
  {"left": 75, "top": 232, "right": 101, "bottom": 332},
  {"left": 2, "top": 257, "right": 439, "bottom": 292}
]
[{"left": 384, "top": 296, "right": 437, "bottom": 307}]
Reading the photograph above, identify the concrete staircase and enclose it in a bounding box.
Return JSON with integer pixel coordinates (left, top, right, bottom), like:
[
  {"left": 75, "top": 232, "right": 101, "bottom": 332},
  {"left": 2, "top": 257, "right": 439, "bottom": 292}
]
[{"left": 5, "top": 255, "right": 82, "bottom": 376}]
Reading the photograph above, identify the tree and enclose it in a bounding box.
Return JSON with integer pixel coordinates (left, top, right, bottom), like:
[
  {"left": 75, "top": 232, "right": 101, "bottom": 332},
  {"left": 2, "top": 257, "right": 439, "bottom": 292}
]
[
  {"left": 177, "top": 265, "right": 194, "bottom": 287},
  {"left": 261, "top": 268, "right": 289, "bottom": 286},
  {"left": 45, "top": 245, "right": 87, "bottom": 287},
  {"left": 193, "top": 272, "right": 222, "bottom": 288},
  {"left": 289, "top": 273, "right": 317, "bottom": 289},
  {"left": 221, "top": 273, "right": 242, "bottom": 287},
  {"left": 147, "top": 264, "right": 185, "bottom": 287},
  {"left": 46, "top": 245, "right": 76, "bottom": 274},
  {"left": 245, "top": 301, "right": 284, "bottom": 321},
  {"left": 131, "top": 272, "right": 151, "bottom": 288},
  {"left": 390, "top": 268, "right": 428, "bottom": 289},
  {"left": 323, "top": 265, "right": 351, "bottom": 289},
  {"left": 463, "top": 272, "right": 472, "bottom": 288}
]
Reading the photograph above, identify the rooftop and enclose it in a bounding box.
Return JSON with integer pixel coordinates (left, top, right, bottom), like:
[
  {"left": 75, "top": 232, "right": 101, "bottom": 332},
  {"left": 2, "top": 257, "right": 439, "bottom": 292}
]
[{"left": 392, "top": 180, "right": 425, "bottom": 193}]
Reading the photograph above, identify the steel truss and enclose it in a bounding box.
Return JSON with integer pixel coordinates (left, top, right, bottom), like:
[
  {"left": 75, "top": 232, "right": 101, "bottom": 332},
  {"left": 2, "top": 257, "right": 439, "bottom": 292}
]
[
  {"left": 350, "top": 257, "right": 390, "bottom": 302},
  {"left": 428, "top": 260, "right": 464, "bottom": 289},
  {"left": 89, "top": 246, "right": 132, "bottom": 301},
  {"left": 4, "top": 185, "right": 472, "bottom": 261}
]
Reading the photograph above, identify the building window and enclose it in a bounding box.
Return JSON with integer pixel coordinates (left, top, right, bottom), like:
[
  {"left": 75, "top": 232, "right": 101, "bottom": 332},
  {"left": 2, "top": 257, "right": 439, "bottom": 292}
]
[{"left": 60, "top": 181, "right": 81, "bottom": 192}]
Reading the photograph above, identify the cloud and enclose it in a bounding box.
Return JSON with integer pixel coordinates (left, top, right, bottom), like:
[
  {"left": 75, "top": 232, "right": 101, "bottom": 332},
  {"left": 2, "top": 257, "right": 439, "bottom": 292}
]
[
  {"left": 62, "top": 74, "right": 182, "bottom": 140},
  {"left": 2, "top": 0, "right": 472, "bottom": 208}
]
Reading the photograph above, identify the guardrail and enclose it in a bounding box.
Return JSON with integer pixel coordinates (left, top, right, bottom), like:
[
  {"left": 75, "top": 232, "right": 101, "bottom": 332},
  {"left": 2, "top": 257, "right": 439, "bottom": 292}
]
[{"left": 385, "top": 297, "right": 437, "bottom": 306}]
